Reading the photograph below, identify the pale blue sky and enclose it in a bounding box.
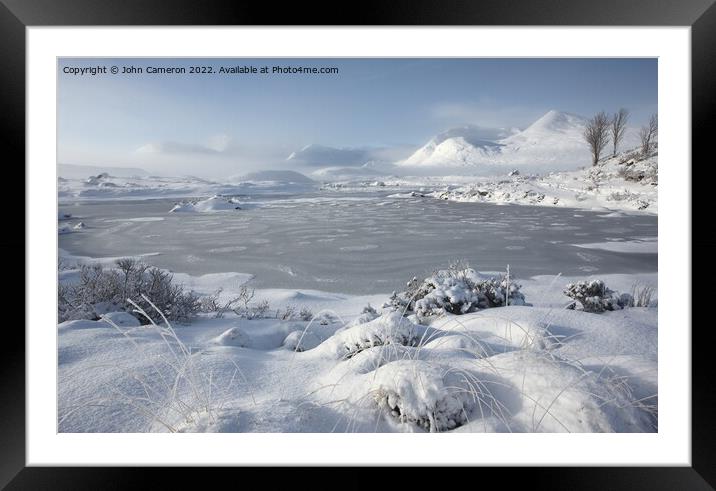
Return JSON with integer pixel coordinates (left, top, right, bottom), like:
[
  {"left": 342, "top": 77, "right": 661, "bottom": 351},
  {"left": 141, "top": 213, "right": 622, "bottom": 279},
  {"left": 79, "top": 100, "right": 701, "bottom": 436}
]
[{"left": 58, "top": 58, "right": 657, "bottom": 176}]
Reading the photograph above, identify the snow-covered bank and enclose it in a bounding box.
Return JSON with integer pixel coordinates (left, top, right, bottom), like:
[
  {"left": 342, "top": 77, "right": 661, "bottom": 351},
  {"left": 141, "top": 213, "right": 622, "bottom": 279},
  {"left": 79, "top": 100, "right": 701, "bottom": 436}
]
[
  {"left": 58, "top": 253, "right": 657, "bottom": 433},
  {"left": 317, "top": 148, "right": 657, "bottom": 214},
  {"left": 428, "top": 149, "right": 657, "bottom": 213}
]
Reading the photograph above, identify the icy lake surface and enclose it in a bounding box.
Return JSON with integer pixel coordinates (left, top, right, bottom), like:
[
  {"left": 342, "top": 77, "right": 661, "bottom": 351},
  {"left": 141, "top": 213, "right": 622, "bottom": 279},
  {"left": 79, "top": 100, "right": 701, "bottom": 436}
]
[{"left": 59, "top": 192, "right": 657, "bottom": 294}]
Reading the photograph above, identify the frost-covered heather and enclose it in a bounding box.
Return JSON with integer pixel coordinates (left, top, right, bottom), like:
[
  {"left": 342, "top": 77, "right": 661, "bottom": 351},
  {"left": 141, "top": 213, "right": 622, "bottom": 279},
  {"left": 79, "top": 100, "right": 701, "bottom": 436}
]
[{"left": 383, "top": 264, "right": 527, "bottom": 319}]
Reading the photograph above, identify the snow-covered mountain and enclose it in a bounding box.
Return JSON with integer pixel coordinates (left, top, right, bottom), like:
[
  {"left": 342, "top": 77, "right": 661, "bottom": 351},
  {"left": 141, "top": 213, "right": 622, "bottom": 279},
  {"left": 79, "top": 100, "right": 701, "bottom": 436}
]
[
  {"left": 400, "top": 125, "right": 516, "bottom": 168},
  {"left": 398, "top": 110, "right": 604, "bottom": 172}
]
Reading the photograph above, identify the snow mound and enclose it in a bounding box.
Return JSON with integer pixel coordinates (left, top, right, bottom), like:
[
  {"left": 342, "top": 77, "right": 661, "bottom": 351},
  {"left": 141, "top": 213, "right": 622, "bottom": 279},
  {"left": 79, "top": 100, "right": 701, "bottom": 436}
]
[
  {"left": 101, "top": 311, "right": 141, "bottom": 328},
  {"left": 372, "top": 360, "right": 475, "bottom": 432},
  {"left": 434, "top": 311, "right": 560, "bottom": 352},
  {"left": 211, "top": 326, "right": 251, "bottom": 347},
  {"left": 421, "top": 333, "right": 494, "bottom": 357},
  {"left": 169, "top": 195, "right": 249, "bottom": 213},
  {"left": 282, "top": 330, "right": 322, "bottom": 352},
  {"left": 482, "top": 351, "right": 655, "bottom": 432},
  {"left": 317, "top": 312, "right": 424, "bottom": 359},
  {"left": 239, "top": 170, "right": 315, "bottom": 184}
]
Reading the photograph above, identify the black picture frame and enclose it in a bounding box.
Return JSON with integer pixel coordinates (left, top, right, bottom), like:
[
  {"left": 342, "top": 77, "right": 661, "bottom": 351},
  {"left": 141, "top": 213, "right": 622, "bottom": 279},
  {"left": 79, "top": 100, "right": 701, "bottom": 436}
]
[{"left": 4, "top": 0, "right": 711, "bottom": 488}]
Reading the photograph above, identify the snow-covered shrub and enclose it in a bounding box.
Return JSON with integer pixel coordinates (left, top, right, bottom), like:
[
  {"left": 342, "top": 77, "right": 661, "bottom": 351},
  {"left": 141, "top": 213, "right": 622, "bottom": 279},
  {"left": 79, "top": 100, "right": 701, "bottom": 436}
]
[
  {"left": 298, "top": 307, "right": 315, "bottom": 322},
  {"left": 58, "top": 258, "right": 201, "bottom": 324},
  {"left": 563, "top": 279, "right": 632, "bottom": 313},
  {"left": 278, "top": 305, "right": 297, "bottom": 320},
  {"left": 349, "top": 304, "right": 380, "bottom": 327},
  {"left": 617, "top": 156, "right": 658, "bottom": 185},
  {"left": 384, "top": 264, "right": 527, "bottom": 319},
  {"left": 200, "top": 286, "right": 271, "bottom": 320},
  {"left": 321, "top": 312, "right": 422, "bottom": 360},
  {"left": 372, "top": 360, "right": 475, "bottom": 432},
  {"left": 276, "top": 305, "right": 317, "bottom": 321},
  {"left": 314, "top": 311, "right": 338, "bottom": 325}
]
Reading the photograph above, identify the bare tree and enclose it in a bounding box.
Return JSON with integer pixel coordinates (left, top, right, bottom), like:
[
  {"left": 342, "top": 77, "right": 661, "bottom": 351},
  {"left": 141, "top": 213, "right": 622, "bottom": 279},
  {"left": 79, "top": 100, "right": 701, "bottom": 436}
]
[
  {"left": 611, "top": 108, "right": 629, "bottom": 157},
  {"left": 584, "top": 111, "right": 611, "bottom": 166},
  {"left": 639, "top": 113, "right": 658, "bottom": 156}
]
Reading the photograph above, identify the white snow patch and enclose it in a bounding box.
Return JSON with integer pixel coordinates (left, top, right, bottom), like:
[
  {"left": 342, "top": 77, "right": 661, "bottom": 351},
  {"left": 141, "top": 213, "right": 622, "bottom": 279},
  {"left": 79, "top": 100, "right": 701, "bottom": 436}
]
[{"left": 573, "top": 238, "right": 657, "bottom": 254}]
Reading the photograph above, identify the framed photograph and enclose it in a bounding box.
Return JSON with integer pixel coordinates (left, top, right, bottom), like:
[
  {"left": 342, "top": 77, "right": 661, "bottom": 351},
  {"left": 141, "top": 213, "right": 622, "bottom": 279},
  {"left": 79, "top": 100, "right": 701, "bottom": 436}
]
[{"left": 6, "top": 0, "right": 711, "bottom": 487}]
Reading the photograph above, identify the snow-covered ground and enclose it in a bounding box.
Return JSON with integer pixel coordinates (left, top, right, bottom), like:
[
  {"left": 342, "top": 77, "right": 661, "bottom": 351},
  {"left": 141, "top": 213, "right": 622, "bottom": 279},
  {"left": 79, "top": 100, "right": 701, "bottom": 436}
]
[
  {"left": 58, "top": 247, "right": 657, "bottom": 433},
  {"left": 318, "top": 147, "right": 657, "bottom": 214},
  {"left": 425, "top": 149, "right": 658, "bottom": 213}
]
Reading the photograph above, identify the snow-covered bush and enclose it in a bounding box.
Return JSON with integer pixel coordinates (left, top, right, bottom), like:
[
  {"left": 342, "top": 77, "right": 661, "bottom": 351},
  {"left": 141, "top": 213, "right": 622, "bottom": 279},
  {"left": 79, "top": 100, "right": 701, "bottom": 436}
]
[
  {"left": 564, "top": 279, "right": 632, "bottom": 313},
  {"left": 200, "top": 286, "right": 272, "bottom": 320},
  {"left": 321, "top": 312, "right": 422, "bottom": 360},
  {"left": 277, "top": 305, "right": 317, "bottom": 322},
  {"left": 372, "top": 360, "right": 475, "bottom": 432},
  {"left": 384, "top": 264, "right": 527, "bottom": 319},
  {"left": 58, "top": 258, "right": 201, "bottom": 324}
]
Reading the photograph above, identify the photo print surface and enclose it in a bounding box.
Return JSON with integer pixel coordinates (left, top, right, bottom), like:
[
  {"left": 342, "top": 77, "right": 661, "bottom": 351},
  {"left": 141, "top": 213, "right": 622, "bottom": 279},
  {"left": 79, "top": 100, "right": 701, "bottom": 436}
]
[{"left": 57, "top": 58, "right": 658, "bottom": 433}]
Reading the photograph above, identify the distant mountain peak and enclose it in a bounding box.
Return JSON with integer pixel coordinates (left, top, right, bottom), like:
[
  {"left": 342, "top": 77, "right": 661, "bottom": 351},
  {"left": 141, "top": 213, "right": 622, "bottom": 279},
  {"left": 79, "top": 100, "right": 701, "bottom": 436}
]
[
  {"left": 397, "top": 110, "right": 592, "bottom": 171},
  {"left": 524, "top": 110, "right": 586, "bottom": 133}
]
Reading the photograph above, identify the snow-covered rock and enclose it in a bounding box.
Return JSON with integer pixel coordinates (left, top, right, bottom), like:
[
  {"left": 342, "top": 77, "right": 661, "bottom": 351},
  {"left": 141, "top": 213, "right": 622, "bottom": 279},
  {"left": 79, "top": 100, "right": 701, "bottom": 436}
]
[
  {"left": 169, "top": 195, "right": 248, "bottom": 213},
  {"left": 211, "top": 326, "right": 251, "bottom": 347}
]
